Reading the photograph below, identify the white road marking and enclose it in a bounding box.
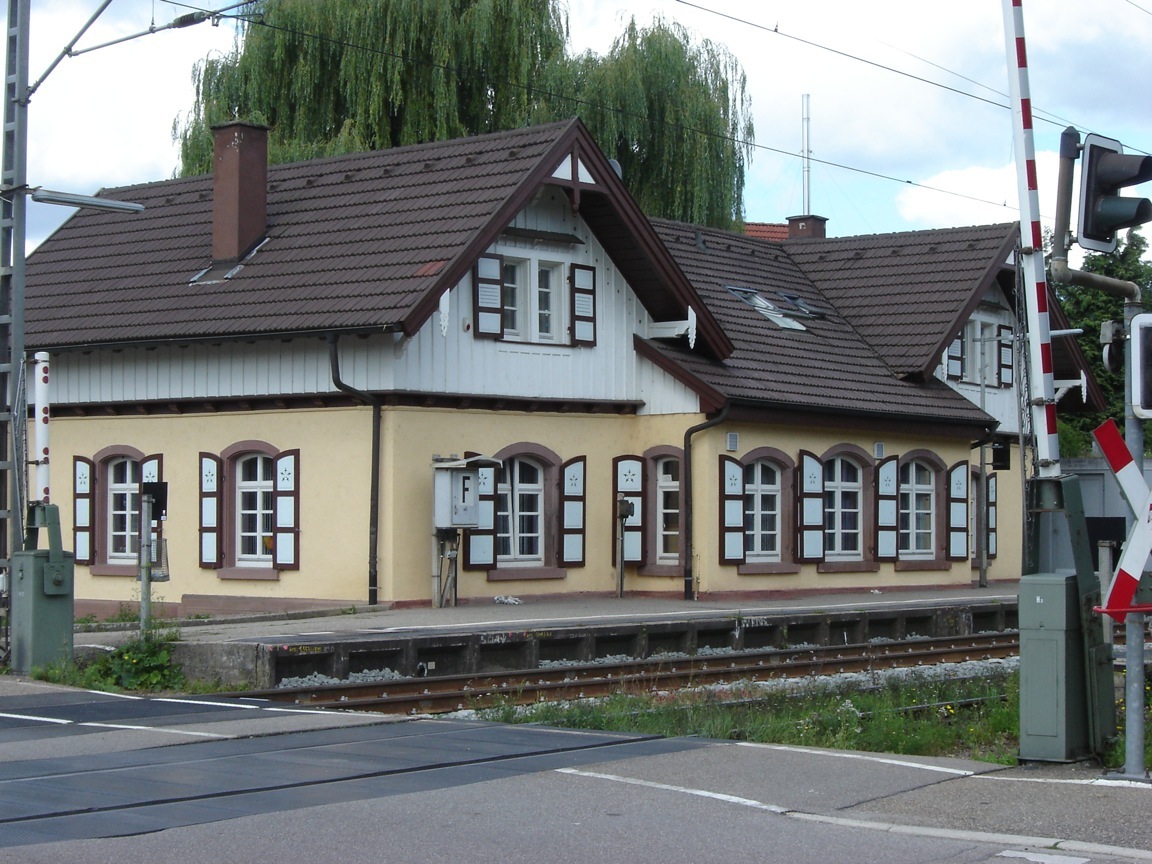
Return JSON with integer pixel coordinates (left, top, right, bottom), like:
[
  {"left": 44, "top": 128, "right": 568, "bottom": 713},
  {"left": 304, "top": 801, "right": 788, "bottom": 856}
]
[
  {"left": 737, "top": 742, "right": 975, "bottom": 775},
  {"left": 997, "top": 851, "right": 1089, "bottom": 864},
  {"left": 78, "top": 722, "right": 229, "bottom": 738},
  {"left": 555, "top": 768, "right": 788, "bottom": 813},
  {"left": 978, "top": 774, "right": 1152, "bottom": 790}
]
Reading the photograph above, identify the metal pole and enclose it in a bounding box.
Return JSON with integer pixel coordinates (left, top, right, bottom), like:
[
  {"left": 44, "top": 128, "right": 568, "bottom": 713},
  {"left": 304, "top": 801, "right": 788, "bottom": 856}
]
[
  {"left": 1124, "top": 613, "right": 1146, "bottom": 777},
  {"left": 139, "top": 493, "right": 152, "bottom": 635}
]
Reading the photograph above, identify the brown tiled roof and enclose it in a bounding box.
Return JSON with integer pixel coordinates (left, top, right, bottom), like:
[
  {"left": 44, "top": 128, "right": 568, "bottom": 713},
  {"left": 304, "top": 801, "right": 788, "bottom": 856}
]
[
  {"left": 784, "top": 223, "right": 1019, "bottom": 378},
  {"left": 26, "top": 119, "right": 731, "bottom": 358},
  {"left": 647, "top": 220, "right": 996, "bottom": 427}
]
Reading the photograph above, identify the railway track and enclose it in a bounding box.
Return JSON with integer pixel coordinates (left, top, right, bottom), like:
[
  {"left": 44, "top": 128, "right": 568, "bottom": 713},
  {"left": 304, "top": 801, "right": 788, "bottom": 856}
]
[{"left": 235, "top": 631, "right": 1019, "bottom": 716}]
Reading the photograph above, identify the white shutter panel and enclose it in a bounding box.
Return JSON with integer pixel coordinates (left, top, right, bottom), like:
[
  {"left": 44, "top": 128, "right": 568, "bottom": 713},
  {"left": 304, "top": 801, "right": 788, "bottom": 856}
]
[
  {"left": 560, "top": 456, "right": 586, "bottom": 567},
  {"left": 720, "top": 456, "right": 745, "bottom": 564},
  {"left": 570, "top": 264, "right": 596, "bottom": 346},
  {"left": 614, "top": 456, "right": 644, "bottom": 563},
  {"left": 997, "top": 325, "right": 1014, "bottom": 388},
  {"left": 875, "top": 456, "right": 899, "bottom": 561},
  {"left": 465, "top": 465, "right": 497, "bottom": 568},
  {"left": 987, "top": 472, "right": 998, "bottom": 559},
  {"left": 199, "top": 453, "right": 223, "bottom": 568},
  {"left": 473, "top": 254, "right": 504, "bottom": 339},
  {"left": 946, "top": 333, "right": 965, "bottom": 380},
  {"left": 797, "top": 451, "right": 825, "bottom": 562},
  {"left": 947, "top": 462, "right": 970, "bottom": 561},
  {"left": 73, "top": 457, "right": 94, "bottom": 565},
  {"left": 273, "top": 450, "right": 300, "bottom": 570}
]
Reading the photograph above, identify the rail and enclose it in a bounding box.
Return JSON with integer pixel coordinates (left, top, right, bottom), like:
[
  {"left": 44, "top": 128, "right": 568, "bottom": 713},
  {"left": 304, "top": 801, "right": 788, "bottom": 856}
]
[{"left": 234, "top": 632, "right": 1020, "bottom": 716}]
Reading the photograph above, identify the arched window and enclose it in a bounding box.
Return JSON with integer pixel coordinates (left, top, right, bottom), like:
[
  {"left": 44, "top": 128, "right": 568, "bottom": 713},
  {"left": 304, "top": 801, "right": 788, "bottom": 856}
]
[
  {"left": 824, "top": 456, "right": 862, "bottom": 559},
  {"left": 236, "top": 453, "right": 275, "bottom": 566},
  {"left": 743, "top": 459, "right": 780, "bottom": 561},
  {"left": 496, "top": 457, "right": 545, "bottom": 565},
  {"left": 656, "top": 456, "right": 681, "bottom": 564},
  {"left": 106, "top": 457, "right": 141, "bottom": 562},
  {"left": 898, "top": 460, "right": 935, "bottom": 557}
]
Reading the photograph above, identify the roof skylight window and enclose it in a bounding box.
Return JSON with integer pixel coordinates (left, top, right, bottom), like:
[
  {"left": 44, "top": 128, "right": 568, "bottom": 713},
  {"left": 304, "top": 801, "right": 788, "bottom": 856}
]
[{"left": 726, "top": 285, "right": 807, "bottom": 331}]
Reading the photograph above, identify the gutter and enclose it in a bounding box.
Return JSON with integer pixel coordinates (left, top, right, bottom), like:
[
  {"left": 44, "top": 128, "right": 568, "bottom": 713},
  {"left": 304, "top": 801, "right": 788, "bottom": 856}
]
[
  {"left": 327, "top": 333, "right": 382, "bottom": 605},
  {"left": 682, "top": 400, "right": 732, "bottom": 600}
]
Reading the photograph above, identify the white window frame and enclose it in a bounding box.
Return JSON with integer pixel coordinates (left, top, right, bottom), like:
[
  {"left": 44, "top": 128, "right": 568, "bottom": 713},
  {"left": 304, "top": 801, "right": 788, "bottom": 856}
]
[
  {"left": 743, "top": 459, "right": 781, "bottom": 562},
  {"left": 500, "top": 255, "right": 566, "bottom": 344},
  {"left": 236, "top": 454, "right": 274, "bottom": 566},
  {"left": 824, "top": 456, "right": 862, "bottom": 560},
  {"left": 107, "top": 457, "right": 141, "bottom": 562},
  {"left": 656, "top": 457, "right": 681, "bottom": 564},
  {"left": 898, "top": 460, "right": 936, "bottom": 558},
  {"left": 962, "top": 318, "right": 998, "bottom": 386},
  {"left": 496, "top": 457, "right": 545, "bottom": 566}
]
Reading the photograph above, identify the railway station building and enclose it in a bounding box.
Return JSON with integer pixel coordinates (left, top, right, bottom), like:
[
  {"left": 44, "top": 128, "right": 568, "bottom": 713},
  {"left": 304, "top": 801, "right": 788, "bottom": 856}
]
[{"left": 24, "top": 118, "right": 1102, "bottom": 616}]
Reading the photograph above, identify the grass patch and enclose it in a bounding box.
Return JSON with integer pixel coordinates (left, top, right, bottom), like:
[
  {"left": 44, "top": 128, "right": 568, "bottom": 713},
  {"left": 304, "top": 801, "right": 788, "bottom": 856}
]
[
  {"left": 32, "top": 630, "right": 185, "bottom": 693},
  {"left": 479, "top": 671, "right": 1022, "bottom": 765}
]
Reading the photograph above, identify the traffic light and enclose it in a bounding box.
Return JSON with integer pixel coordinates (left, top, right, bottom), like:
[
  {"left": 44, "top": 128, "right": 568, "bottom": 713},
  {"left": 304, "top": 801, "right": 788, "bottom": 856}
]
[
  {"left": 1077, "top": 134, "right": 1152, "bottom": 253},
  {"left": 1131, "top": 313, "right": 1152, "bottom": 420}
]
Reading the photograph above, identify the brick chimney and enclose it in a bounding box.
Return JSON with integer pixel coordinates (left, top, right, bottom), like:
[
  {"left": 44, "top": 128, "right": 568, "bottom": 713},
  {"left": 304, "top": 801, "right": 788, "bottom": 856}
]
[
  {"left": 211, "top": 122, "right": 268, "bottom": 263},
  {"left": 786, "top": 214, "right": 828, "bottom": 240}
]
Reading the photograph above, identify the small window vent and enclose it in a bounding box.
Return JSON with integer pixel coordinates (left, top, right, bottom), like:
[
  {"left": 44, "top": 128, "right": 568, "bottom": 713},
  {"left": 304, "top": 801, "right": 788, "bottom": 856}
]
[
  {"left": 726, "top": 432, "right": 739, "bottom": 452},
  {"left": 874, "top": 442, "right": 885, "bottom": 459}
]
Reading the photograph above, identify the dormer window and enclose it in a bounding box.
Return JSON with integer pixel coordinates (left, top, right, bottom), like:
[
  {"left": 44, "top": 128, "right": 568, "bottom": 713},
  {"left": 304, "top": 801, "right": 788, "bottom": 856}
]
[{"left": 474, "top": 253, "right": 596, "bottom": 346}]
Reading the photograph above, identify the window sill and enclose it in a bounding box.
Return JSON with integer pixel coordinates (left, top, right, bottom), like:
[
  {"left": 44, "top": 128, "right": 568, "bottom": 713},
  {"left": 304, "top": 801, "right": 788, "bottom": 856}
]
[
  {"left": 737, "top": 562, "right": 802, "bottom": 576},
  {"left": 486, "top": 566, "right": 566, "bottom": 581},
  {"left": 817, "top": 560, "right": 880, "bottom": 573},
  {"left": 895, "top": 559, "right": 952, "bottom": 571},
  {"left": 217, "top": 566, "right": 280, "bottom": 581},
  {"left": 91, "top": 564, "right": 138, "bottom": 577}
]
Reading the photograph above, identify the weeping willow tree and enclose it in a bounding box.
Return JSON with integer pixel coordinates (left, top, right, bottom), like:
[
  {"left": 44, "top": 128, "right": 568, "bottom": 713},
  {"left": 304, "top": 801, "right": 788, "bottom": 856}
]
[{"left": 176, "top": 1, "right": 753, "bottom": 228}]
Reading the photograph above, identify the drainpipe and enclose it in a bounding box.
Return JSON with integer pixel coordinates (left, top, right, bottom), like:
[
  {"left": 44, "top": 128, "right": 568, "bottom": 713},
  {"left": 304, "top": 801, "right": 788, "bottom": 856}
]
[
  {"left": 682, "top": 400, "right": 732, "bottom": 600},
  {"left": 327, "top": 333, "right": 381, "bottom": 605}
]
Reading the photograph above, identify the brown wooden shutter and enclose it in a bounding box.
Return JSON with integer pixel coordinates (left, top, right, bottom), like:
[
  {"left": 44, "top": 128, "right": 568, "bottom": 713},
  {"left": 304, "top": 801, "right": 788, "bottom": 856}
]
[
  {"left": 473, "top": 254, "right": 504, "bottom": 339},
  {"left": 946, "top": 333, "right": 965, "bottom": 380},
  {"left": 199, "top": 452, "right": 223, "bottom": 568},
  {"left": 560, "top": 456, "right": 586, "bottom": 567},
  {"left": 987, "top": 472, "right": 998, "bottom": 559},
  {"left": 947, "top": 461, "right": 969, "bottom": 561},
  {"left": 73, "top": 457, "right": 95, "bottom": 566},
  {"left": 875, "top": 455, "right": 899, "bottom": 561},
  {"left": 614, "top": 456, "right": 644, "bottom": 564},
  {"left": 719, "top": 455, "right": 745, "bottom": 564},
  {"left": 464, "top": 464, "right": 497, "bottom": 569},
  {"left": 797, "top": 451, "right": 825, "bottom": 562},
  {"left": 273, "top": 449, "right": 300, "bottom": 570},
  {"left": 570, "top": 264, "right": 596, "bottom": 346},
  {"left": 997, "top": 325, "right": 1014, "bottom": 388}
]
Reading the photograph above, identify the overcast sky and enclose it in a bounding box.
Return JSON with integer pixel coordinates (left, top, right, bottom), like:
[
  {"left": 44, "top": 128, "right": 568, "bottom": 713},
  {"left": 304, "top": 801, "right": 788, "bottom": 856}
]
[{"left": 12, "top": 0, "right": 1152, "bottom": 256}]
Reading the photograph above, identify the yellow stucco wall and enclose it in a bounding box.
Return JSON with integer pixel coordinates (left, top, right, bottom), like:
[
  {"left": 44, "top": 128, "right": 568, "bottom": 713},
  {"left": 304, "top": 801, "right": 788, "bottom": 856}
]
[{"left": 53, "top": 404, "right": 1021, "bottom": 612}]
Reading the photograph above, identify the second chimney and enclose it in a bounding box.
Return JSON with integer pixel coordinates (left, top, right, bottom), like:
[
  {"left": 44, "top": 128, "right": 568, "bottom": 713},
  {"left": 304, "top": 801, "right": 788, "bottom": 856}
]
[{"left": 212, "top": 121, "right": 269, "bottom": 264}]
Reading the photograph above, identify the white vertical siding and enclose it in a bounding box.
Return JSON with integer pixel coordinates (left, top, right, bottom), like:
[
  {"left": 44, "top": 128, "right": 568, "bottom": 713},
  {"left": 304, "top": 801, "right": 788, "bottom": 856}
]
[{"left": 48, "top": 189, "right": 703, "bottom": 415}]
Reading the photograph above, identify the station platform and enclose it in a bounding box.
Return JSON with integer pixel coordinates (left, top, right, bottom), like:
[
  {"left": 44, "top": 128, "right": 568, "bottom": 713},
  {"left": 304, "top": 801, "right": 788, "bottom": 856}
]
[{"left": 73, "top": 585, "right": 1021, "bottom": 688}]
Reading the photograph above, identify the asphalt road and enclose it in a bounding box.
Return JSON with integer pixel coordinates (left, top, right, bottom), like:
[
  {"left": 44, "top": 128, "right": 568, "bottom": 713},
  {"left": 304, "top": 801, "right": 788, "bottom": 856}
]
[{"left": 0, "top": 676, "right": 1149, "bottom": 864}]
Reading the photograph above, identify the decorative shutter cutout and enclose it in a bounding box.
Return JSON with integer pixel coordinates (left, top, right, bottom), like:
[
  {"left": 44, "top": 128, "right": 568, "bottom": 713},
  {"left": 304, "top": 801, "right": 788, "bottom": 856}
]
[
  {"left": 570, "top": 264, "right": 596, "bottom": 346},
  {"left": 947, "top": 462, "right": 969, "bottom": 561},
  {"left": 875, "top": 455, "right": 899, "bottom": 561},
  {"left": 987, "top": 472, "right": 998, "bottom": 559},
  {"left": 465, "top": 465, "right": 497, "bottom": 569},
  {"left": 719, "top": 455, "right": 745, "bottom": 564},
  {"left": 73, "top": 457, "right": 94, "bottom": 566},
  {"left": 560, "top": 456, "right": 586, "bottom": 567},
  {"left": 473, "top": 254, "right": 504, "bottom": 339},
  {"left": 797, "top": 451, "right": 825, "bottom": 562},
  {"left": 614, "top": 456, "right": 644, "bottom": 564},
  {"left": 997, "top": 325, "right": 1014, "bottom": 388},
  {"left": 199, "top": 452, "right": 223, "bottom": 568},
  {"left": 945, "top": 333, "right": 964, "bottom": 380},
  {"left": 273, "top": 449, "right": 300, "bottom": 570}
]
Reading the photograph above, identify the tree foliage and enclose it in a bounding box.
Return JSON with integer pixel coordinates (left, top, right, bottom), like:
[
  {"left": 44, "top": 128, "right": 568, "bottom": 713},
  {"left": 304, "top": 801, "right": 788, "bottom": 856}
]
[
  {"left": 175, "top": 0, "right": 753, "bottom": 228},
  {"left": 1051, "top": 228, "right": 1152, "bottom": 455}
]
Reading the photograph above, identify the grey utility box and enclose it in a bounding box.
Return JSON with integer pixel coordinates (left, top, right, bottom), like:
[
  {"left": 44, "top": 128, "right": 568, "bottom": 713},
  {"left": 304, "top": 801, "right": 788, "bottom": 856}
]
[
  {"left": 10, "top": 506, "right": 75, "bottom": 675},
  {"left": 1018, "top": 572, "right": 1090, "bottom": 761}
]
